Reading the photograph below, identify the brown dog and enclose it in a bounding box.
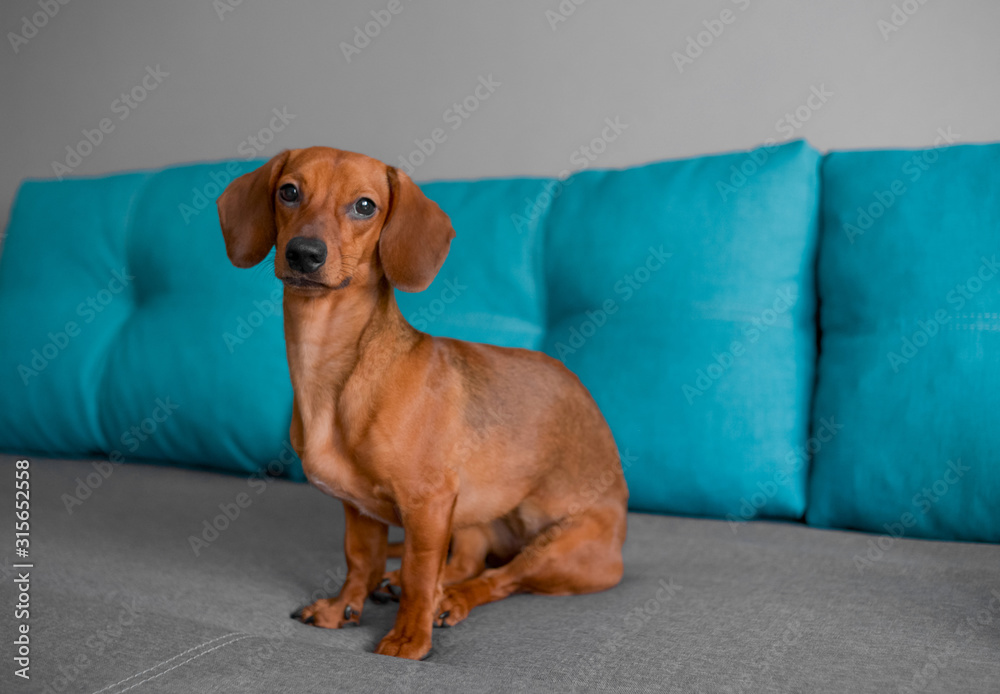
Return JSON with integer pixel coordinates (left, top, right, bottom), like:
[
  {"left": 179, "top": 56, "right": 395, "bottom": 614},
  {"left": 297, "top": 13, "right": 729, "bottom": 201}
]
[{"left": 217, "top": 147, "right": 628, "bottom": 660}]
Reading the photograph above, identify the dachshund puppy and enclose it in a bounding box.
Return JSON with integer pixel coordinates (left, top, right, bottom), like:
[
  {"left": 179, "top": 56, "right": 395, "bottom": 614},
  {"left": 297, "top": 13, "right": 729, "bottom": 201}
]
[{"left": 217, "top": 147, "right": 628, "bottom": 660}]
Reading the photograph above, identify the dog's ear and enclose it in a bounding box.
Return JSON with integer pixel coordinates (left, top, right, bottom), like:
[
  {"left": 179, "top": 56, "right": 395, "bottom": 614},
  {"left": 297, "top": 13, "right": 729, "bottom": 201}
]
[
  {"left": 379, "top": 167, "right": 455, "bottom": 292},
  {"left": 217, "top": 150, "right": 292, "bottom": 268}
]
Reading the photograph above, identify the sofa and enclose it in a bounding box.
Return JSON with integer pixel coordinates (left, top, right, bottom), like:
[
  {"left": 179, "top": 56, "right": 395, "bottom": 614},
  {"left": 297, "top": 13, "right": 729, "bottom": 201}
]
[{"left": 1, "top": 140, "right": 997, "bottom": 693}]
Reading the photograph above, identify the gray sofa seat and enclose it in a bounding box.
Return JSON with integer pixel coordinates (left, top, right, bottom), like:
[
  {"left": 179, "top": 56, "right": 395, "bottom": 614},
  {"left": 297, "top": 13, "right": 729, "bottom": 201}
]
[{"left": 5, "top": 455, "right": 998, "bottom": 693}]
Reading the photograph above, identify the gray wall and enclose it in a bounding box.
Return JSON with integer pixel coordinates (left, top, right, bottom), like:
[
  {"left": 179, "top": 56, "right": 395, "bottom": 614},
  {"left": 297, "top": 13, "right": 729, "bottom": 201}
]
[{"left": 2, "top": 0, "right": 999, "bottom": 224}]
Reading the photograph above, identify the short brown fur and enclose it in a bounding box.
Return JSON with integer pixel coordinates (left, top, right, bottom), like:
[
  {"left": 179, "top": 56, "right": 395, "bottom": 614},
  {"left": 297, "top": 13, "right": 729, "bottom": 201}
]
[{"left": 218, "top": 147, "right": 628, "bottom": 660}]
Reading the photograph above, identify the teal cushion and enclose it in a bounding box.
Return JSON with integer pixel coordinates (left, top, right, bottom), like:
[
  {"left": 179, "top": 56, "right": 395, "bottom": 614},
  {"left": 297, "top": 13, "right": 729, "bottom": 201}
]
[
  {"left": 0, "top": 172, "right": 150, "bottom": 459},
  {"left": 543, "top": 141, "right": 821, "bottom": 519},
  {"left": 0, "top": 162, "right": 547, "bottom": 477},
  {"left": 809, "top": 143, "right": 1000, "bottom": 542}
]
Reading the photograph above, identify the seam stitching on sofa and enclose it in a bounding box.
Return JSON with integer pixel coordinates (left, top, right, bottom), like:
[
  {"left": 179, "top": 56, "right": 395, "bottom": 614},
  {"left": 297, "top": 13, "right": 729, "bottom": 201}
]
[{"left": 91, "top": 632, "right": 250, "bottom": 694}]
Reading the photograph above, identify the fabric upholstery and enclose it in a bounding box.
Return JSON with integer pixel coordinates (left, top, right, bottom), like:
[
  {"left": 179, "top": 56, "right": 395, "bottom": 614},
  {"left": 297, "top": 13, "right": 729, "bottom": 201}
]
[
  {"left": 542, "top": 141, "right": 821, "bottom": 520},
  {"left": 809, "top": 143, "right": 1000, "bottom": 542},
  {"left": 5, "top": 455, "right": 998, "bottom": 694}
]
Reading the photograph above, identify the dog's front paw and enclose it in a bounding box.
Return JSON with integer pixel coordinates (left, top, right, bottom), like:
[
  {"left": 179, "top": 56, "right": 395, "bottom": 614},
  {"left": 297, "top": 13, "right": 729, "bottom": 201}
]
[
  {"left": 291, "top": 598, "right": 362, "bottom": 629},
  {"left": 374, "top": 627, "right": 432, "bottom": 660}
]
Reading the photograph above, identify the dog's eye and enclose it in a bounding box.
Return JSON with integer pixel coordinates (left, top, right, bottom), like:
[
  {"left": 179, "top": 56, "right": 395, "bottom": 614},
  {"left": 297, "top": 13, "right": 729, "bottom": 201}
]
[
  {"left": 353, "top": 198, "right": 376, "bottom": 218},
  {"left": 278, "top": 184, "right": 299, "bottom": 204}
]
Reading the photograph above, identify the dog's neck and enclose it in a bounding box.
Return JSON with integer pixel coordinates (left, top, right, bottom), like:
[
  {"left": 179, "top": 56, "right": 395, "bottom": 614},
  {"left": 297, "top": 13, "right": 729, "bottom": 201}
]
[{"left": 282, "top": 278, "right": 418, "bottom": 423}]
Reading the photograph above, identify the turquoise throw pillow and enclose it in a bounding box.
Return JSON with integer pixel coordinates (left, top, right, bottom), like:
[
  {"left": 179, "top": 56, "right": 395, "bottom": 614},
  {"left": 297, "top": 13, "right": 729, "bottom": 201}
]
[
  {"left": 809, "top": 143, "right": 1000, "bottom": 542},
  {"left": 542, "top": 141, "right": 821, "bottom": 519}
]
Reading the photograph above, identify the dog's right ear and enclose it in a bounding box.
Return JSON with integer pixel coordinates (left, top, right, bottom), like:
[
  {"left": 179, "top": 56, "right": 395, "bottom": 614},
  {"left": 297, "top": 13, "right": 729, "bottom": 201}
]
[{"left": 217, "top": 150, "right": 292, "bottom": 268}]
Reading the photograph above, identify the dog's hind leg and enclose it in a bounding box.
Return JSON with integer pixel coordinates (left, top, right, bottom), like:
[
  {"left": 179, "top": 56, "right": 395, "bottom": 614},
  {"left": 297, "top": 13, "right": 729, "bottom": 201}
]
[
  {"left": 441, "top": 525, "right": 492, "bottom": 585},
  {"left": 433, "top": 503, "right": 625, "bottom": 628}
]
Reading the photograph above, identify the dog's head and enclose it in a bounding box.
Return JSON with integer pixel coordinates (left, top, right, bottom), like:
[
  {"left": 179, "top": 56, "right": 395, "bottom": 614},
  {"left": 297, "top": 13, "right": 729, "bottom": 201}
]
[{"left": 217, "top": 147, "right": 454, "bottom": 294}]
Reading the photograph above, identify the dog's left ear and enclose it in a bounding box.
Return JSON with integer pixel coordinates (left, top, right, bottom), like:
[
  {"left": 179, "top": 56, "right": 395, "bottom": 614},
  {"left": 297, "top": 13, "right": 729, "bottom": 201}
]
[
  {"left": 217, "top": 150, "right": 292, "bottom": 268},
  {"left": 379, "top": 167, "right": 455, "bottom": 292}
]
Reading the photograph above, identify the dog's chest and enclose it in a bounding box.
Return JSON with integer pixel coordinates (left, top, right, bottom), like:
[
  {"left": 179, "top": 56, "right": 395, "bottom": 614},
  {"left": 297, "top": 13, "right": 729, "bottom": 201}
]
[
  {"left": 301, "top": 448, "right": 397, "bottom": 525},
  {"left": 293, "top": 377, "right": 399, "bottom": 524}
]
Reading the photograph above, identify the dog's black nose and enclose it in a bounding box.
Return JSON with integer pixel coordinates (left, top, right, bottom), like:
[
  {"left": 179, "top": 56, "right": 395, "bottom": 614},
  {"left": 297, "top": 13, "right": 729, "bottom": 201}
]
[{"left": 285, "top": 237, "right": 327, "bottom": 274}]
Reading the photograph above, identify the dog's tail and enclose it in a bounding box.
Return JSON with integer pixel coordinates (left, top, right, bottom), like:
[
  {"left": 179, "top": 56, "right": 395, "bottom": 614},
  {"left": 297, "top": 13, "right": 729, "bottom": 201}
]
[{"left": 386, "top": 542, "right": 403, "bottom": 558}]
